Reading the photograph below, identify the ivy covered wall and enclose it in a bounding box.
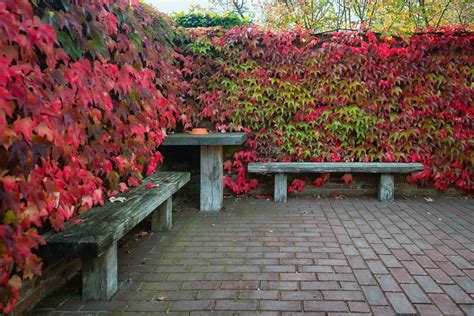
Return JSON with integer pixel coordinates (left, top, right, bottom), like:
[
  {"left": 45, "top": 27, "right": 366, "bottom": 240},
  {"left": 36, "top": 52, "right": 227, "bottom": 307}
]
[
  {"left": 0, "top": 1, "right": 472, "bottom": 312},
  {"left": 175, "top": 26, "right": 473, "bottom": 195}
]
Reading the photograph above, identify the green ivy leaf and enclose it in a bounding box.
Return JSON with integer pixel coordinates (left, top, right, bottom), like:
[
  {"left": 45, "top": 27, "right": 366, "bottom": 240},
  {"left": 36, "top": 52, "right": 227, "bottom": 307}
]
[
  {"left": 129, "top": 32, "right": 143, "bottom": 53},
  {"left": 3, "top": 210, "right": 19, "bottom": 225},
  {"left": 57, "top": 31, "right": 82, "bottom": 60},
  {"left": 87, "top": 34, "right": 110, "bottom": 59}
]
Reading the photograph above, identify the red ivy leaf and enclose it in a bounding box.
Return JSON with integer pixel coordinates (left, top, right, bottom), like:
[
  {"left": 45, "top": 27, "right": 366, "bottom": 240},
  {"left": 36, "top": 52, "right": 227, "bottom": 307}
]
[
  {"left": 313, "top": 174, "right": 330, "bottom": 187},
  {"left": 12, "top": 117, "right": 35, "bottom": 142},
  {"left": 341, "top": 173, "right": 353, "bottom": 184},
  {"left": 288, "top": 179, "right": 305, "bottom": 193},
  {"left": 35, "top": 122, "right": 54, "bottom": 141},
  {"left": 224, "top": 160, "right": 233, "bottom": 172}
]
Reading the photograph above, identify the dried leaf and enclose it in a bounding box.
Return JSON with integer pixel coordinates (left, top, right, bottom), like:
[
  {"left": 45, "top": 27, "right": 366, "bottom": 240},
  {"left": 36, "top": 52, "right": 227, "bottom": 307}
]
[
  {"left": 136, "top": 231, "right": 149, "bottom": 238},
  {"left": 109, "top": 196, "right": 127, "bottom": 203},
  {"left": 330, "top": 192, "right": 347, "bottom": 200}
]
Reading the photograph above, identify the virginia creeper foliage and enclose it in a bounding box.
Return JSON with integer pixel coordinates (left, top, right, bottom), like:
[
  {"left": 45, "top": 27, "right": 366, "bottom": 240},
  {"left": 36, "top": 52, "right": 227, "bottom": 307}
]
[
  {"left": 0, "top": 0, "right": 183, "bottom": 312},
  {"left": 176, "top": 26, "right": 473, "bottom": 194},
  {"left": 1, "top": 1, "right": 473, "bottom": 312}
]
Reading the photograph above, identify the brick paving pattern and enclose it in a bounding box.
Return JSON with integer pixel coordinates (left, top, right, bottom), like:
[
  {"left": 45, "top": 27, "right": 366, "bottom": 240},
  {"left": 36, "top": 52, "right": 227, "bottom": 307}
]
[{"left": 32, "top": 197, "right": 474, "bottom": 315}]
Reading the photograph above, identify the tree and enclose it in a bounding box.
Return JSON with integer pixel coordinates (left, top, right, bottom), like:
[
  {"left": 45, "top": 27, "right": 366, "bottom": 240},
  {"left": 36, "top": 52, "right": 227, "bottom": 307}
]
[
  {"left": 450, "top": 0, "right": 474, "bottom": 25},
  {"left": 210, "top": 0, "right": 251, "bottom": 19},
  {"left": 255, "top": 0, "right": 473, "bottom": 33}
]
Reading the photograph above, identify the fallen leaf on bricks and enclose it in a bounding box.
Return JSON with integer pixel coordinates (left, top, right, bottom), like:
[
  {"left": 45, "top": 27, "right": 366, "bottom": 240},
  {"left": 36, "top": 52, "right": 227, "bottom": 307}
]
[
  {"left": 330, "top": 192, "right": 347, "bottom": 200},
  {"left": 136, "top": 231, "right": 149, "bottom": 238}
]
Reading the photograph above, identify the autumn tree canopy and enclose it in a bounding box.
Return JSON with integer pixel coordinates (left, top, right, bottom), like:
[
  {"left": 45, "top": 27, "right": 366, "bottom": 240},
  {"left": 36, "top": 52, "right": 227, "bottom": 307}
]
[{"left": 220, "top": 0, "right": 473, "bottom": 33}]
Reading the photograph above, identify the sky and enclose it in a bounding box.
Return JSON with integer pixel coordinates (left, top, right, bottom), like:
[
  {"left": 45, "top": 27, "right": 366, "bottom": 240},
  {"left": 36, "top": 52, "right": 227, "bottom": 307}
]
[{"left": 145, "top": 0, "right": 212, "bottom": 14}]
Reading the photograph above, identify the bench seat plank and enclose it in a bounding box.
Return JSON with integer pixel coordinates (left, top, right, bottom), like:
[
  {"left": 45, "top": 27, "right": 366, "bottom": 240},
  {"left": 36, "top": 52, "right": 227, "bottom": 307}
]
[
  {"left": 41, "top": 172, "right": 190, "bottom": 258},
  {"left": 248, "top": 162, "right": 424, "bottom": 174},
  {"left": 162, "top": 132, "right": 247, "bottom": 146}
]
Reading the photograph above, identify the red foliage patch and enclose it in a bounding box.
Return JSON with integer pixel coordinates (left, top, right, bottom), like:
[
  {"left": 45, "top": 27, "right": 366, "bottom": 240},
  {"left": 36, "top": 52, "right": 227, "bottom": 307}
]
[
  {"left": 288, "top": 179, "right": 305, "bottom": 193},
  {"left": 0, "top": 0, "right": 183, "bottom": 312},
  {"left": 176, "top": 26, "right": 473, "bottom": 195}
]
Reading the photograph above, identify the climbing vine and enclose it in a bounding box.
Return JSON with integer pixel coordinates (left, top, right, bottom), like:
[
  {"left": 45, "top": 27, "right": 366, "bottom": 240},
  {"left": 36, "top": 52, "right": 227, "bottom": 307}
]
[
  {"left": 0, "top": 0, "right": 183, "bottom": 312},
  {"left": 176, "top": 26, "right": 473, "bottom": 194},
  {"left": 1, "top": 1, "right": 473, "bottom": 312}
]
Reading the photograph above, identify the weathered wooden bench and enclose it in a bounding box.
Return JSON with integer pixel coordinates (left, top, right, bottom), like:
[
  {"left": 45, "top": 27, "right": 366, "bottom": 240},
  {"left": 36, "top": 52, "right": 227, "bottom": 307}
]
[
  {"left": 247, "top": 162, "right": 424, "bottom": 203},
  {"left": 40, "top": 172, "right": 190, "bottom": 300}
]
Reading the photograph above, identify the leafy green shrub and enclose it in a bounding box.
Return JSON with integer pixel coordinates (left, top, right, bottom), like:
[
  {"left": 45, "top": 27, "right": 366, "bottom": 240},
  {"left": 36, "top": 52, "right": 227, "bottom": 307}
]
[{"left": 173, "top": 11, "right": 249, "bottom": 29}]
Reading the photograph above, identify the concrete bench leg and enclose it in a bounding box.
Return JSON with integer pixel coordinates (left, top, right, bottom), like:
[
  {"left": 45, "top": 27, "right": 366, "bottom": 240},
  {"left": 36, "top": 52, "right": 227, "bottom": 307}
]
[
  {"left": 200, "top": 145, "right": 223, "bottom": 212},
  {"left": 378, "top": 174, "right": 395, "bottom": 202},
  {"left": 82, "top": 242, "right": 117, "bottom": 300},
  {"left": 274, "top": 173, "right": 287, "bottom": 203},
  {"left": 152, "top": 197, "right": 172, "bottom": 232}
]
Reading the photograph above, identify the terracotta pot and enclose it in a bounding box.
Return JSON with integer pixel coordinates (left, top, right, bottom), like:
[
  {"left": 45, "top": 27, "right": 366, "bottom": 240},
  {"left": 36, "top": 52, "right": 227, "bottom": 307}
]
[{"left": 189, "top": 128, "right": 208, "bottom": 135}]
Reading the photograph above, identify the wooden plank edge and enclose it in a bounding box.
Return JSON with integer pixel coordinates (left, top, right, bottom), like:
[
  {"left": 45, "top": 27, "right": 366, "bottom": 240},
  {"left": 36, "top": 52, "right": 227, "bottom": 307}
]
[{"left": 40, "top": 172, "right": 190, "bottom": 258}]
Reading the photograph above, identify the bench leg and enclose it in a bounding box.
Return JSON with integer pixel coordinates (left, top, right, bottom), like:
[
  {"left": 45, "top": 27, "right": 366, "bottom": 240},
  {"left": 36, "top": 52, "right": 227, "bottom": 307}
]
[
  {"left": 200, "top": 145, "right": 223, "bottom": 212},
  {"left": 82, "top": 242, "right": 118, "bottom": 300},
  {"left": 151, "top": 197, "right": 172, "bottom": 232},
  {"left": 378, "top": 174, "right": 395, "bottom": 202},
  {"left": 274, "top": 173, "right": 287, "bottom": 203}
]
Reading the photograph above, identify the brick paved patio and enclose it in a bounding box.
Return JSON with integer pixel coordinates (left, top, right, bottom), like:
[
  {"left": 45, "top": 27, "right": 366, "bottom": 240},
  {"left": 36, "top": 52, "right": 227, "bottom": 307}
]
[{"left": 33, "top": 197, "right": 473, "bottom": 315}]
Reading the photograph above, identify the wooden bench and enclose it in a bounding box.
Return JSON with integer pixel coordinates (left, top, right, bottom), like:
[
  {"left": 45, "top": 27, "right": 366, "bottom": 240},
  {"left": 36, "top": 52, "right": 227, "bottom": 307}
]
[
  {"left": 247, "top": 162, "right": 424, "bottom": 203},
  {"left": 40, "top": 172, "right": 190, "bottom": 300}
]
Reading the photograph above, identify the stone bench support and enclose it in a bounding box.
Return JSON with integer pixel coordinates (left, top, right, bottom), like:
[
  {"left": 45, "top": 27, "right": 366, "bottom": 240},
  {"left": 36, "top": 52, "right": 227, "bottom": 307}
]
[
  {"left": 82, "top": 243, "right": 118, "bottom": 300},
  {"left": 152, "top": 197, "right": 173, "bottom": 232},
  {"left": 201, "top": 145, "right": 223, "bottom": 212},
  {"left": 274, "top": 173, "right": 288, "bottom": 203},
  {"left": 378, "top": 174, "right": 395, "bottom": 203}
]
